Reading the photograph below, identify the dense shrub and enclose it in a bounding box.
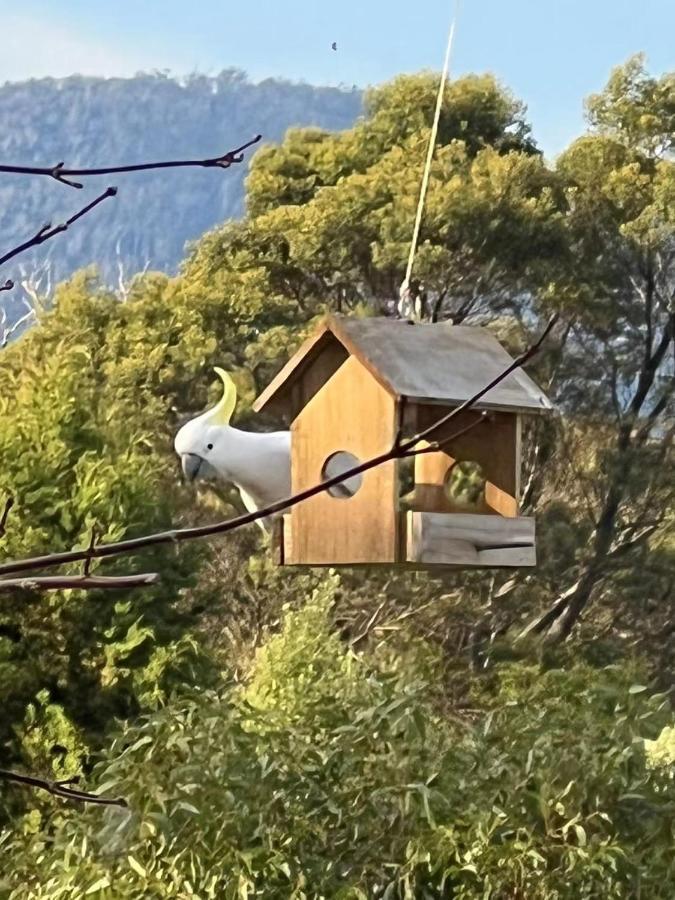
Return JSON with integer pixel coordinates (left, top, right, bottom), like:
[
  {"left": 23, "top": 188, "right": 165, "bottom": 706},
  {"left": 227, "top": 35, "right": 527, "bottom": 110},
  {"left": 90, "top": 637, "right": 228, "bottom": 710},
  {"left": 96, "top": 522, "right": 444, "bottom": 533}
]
[{"left": 2, "top": 592, "right": 672, "bottom": 898}]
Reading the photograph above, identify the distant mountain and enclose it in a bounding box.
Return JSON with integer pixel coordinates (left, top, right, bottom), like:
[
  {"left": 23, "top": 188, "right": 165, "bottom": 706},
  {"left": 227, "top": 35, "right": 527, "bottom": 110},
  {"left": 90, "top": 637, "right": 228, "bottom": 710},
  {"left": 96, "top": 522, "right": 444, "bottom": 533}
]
[{"left": 0, "top": 70, "right": 363, "bottom": 287}]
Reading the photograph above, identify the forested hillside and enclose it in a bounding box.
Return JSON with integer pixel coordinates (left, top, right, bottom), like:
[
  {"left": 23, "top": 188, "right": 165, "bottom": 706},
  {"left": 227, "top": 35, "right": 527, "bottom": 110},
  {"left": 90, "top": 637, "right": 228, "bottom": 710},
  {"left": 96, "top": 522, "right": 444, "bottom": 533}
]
[
  {"left": 0, "top": 71, "right": 362, "bottom": 283},
  {"left": 0, "top": 57, "right": 673, "bottom": 897}
]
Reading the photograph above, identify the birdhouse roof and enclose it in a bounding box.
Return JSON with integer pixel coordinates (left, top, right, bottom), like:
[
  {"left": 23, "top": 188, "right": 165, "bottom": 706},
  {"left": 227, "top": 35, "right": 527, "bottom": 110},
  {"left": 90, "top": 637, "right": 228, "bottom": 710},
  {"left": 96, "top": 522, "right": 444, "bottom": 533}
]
[{"left": 254, "top": 315, "right": 554, "bottom": 419}]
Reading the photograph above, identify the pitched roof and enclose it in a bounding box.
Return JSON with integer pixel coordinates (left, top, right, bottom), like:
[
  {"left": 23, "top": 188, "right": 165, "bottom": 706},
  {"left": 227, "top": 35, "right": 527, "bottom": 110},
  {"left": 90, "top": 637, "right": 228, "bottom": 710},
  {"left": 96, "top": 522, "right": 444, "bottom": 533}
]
[{"left": 254, "top": 315, "right": 554, "bottom": 419}]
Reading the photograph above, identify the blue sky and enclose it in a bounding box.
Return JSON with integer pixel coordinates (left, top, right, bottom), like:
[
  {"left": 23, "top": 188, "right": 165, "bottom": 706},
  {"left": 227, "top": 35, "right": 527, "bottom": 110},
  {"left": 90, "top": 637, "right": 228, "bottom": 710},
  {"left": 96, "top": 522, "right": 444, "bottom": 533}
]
[{"left": 1, "top": 0, "right": 672, "bottom": 156}]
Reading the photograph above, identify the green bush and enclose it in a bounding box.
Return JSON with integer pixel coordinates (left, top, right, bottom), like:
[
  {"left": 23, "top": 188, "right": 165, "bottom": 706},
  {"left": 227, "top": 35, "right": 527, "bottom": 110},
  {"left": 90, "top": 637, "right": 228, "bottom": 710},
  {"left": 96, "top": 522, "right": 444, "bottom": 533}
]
[{"left": 2, "top": 595, "right": 672, "bottom": 898}]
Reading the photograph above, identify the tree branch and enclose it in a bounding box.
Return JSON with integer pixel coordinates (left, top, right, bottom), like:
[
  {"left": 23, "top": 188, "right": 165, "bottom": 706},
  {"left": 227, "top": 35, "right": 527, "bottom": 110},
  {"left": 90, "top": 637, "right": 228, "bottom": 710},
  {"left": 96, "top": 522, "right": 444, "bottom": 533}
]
[
  {"left": 0, "top": 769, "right": 127, "bottom": 807},
  {"left": 398, "top": 315, "right": 556, "bottom": 453},
  {"left": 0, "top": 496, "right": 13, "bottom": 537},
  {"left": 635, "top": 380, "right": 675, "bottom": 443},
  {"left": 521, "top": 308, "right": 674, "bottom": 644},
  {"left": 408, "top": 411, "right": 489, "bottom": 456},
  {"left": 0, "top": 136, "right": 262, "bottom": 189},
  {"left": 607, "top": 523, "right": 662, "bottom": 560},
  {"left": 0, "top": 573, "right": 160, "bottom": 593},
  {"left": 0, "top": 187, "right": 116, "bottom": 268},
  {"left": 1, "top": 301, "right": 37, "bottom": 348},
  {"left": 0, "top": 279, "right": 13, "bottom": 292},
  {"left": 0, "top": 316, "right": 558, "bottom": 578},
  {"left": 517, "top": 581, "right": 578, "bottom": 640}
]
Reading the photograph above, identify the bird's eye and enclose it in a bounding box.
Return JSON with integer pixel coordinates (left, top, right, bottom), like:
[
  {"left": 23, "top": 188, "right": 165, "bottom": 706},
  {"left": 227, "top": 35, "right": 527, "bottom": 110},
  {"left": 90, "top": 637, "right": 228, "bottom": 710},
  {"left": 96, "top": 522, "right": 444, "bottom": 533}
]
[{"left": 206, "top": 443, "right": 213, "bottom": 451}]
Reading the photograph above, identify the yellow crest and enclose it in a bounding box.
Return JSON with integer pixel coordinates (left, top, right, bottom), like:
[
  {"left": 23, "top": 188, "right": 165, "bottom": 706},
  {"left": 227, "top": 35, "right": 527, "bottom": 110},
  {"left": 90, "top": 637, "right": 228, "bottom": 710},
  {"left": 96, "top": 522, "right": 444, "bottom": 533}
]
[{"left": 207, "top": 367, "right": 237, "bottom": 425}]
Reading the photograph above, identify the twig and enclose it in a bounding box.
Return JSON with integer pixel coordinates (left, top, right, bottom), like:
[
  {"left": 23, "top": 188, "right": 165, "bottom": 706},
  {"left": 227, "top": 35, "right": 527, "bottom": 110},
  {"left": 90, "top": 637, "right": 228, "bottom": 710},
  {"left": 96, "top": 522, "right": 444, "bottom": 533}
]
[
  {"left": 0, "top": 316, "right": 557, "bottom": 578},
  {"left": 0, "top": 187, "right": 116, "bottom": 268},
  {"left": 400, "top": 316, "right": 558, "bottom": 453},
  {"left": 0, "top": 136, "right": 262, "bottom": 189},
  {"left": 408, "top": 411, "right": 489, "bottom": 456},
  {"left": 1, "top": 302, "right": 37, "bottom": 348},
  {"left": 83, "top": 525, "right": 98, "bottom": 576},
  {"left": 349, "top": 600, "right": 388, "bottom": 649},
  {"left": 0, "top": 279, "right": 13, "bottom": 292},
  {"left": 0, "top": 497, "right": 14, "bottom": 536},
  {"left": 0, "top": 573, "right": 160, "bottom": 592},
  {"left": 0, "top": 769, "right": 127, "bottom": 807}
]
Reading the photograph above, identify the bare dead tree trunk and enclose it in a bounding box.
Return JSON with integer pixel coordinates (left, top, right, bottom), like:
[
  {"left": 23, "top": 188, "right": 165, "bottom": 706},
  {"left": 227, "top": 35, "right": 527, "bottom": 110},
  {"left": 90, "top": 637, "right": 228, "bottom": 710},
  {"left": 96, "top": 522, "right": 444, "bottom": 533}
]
[{"left": 524, "top": 297, "right": 674, "bottom": 642}]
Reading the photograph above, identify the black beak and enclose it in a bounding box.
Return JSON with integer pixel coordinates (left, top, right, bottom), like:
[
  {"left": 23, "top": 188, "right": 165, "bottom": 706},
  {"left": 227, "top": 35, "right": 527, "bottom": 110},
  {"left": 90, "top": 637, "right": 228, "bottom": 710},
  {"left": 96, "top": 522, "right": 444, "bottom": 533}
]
[{"left": 181, "top": 453, "right": 203, "bottom": 482}]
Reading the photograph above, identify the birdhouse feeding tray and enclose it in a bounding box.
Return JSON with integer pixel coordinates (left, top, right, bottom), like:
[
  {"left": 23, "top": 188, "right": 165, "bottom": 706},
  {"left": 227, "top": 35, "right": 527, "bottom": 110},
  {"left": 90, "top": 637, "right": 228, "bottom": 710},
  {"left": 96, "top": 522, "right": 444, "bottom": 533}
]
[{"left": 254, "top": 315, "right": 553, "bottom": 569}]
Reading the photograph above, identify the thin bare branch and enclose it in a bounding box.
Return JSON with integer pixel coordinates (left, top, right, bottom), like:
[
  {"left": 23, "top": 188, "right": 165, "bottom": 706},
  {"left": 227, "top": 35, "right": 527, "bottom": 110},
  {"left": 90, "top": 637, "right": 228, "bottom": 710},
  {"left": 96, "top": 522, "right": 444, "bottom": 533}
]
[
  {"left": 608, "top": 524, "right": 662, "bottom": 559},
  {"left": 83, "top": 525, "right": 98, "bottom": 577},
  {"left": 1, "top": 302, "right": 37, "bottom": 348},
  {"left": 517, "top": 583, "right": 577, "bottom": 640},
  {"left": 0, "top": 279, "right": 13, "bottom": 292},
  {"left": 19, "top": 259, "right": 52, "bottom": 311},
  {"left": 0, "top": 496, "right": 14, "bottom": 537},
  {"left": 349, "top": 601, "right": 388, "bottom": 649},
  {"left": 402, "top": 314, "right": 558, "bottom": 451},
  {"left": 0, "top": 316, "right": 558, "bottom": 578},
  {"left": 0, "top": 573, "right": 160, "bottom": 593},
  {"left": 0, "top": 769, "right": 127, "bottom": 807},
  {"left": 0, "top": 187, "right": 116, "bottom": 269},
  {"left": 408, "top": 411, "right": 489, "bottom": 456},
  {"left": 0, "top": 136, "right": 262, "bottom": 189}
]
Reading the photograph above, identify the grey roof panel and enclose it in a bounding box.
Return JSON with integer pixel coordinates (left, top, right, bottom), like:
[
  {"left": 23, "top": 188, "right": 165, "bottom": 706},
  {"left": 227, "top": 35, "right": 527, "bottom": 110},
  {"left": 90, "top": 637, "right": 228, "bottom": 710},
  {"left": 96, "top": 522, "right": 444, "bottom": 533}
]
[{"left": 335, "top": 317, "right": 553, "bottom": 413}]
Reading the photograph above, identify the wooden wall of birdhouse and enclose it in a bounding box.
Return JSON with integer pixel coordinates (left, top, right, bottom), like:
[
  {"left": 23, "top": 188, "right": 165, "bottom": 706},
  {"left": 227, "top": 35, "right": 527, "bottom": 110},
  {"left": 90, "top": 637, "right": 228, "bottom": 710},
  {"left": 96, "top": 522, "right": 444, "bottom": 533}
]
[
  {"left": 401, "top": 405, "right": 536, "bottom": 568},
  {"left": 408, "top": 406, "right": 521, "bottom": 518},
  {"left": 283, "top": 354, "right": 399, "bottom": 566}
]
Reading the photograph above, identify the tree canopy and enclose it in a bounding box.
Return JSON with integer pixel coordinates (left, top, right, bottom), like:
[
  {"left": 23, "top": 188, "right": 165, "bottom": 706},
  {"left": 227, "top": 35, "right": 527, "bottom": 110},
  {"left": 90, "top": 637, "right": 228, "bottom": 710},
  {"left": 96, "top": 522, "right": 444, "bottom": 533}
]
[{"left": 0, "top": 56, "right": 673, "bottom": 898}]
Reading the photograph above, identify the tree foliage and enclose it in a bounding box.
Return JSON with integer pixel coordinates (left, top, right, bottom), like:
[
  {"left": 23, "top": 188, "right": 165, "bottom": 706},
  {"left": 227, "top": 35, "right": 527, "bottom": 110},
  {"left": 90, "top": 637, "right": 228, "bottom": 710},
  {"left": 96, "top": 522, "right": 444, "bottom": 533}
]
[
  {"left": 2, "top": 595, "right": 673, "bottom": 898},
  {"left": 0, "top": 56, "right": 674, "bottom": 895}
]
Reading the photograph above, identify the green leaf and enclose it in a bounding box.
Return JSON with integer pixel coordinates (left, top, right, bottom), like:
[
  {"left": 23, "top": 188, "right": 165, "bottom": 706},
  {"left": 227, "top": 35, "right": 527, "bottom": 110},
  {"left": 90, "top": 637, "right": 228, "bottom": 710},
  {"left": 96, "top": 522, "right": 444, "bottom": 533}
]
[
  {"left": 574, "top": 825, "right": 587, "bottom": 847},
  {"left": 127, "top": 855, "right": 147, "bottom": 878},
  {"left": 176, "top": 801, "right": 200, "bottom": 815},
  {"left": 127, "top": 735, "right": 153, "bottom": 753}
]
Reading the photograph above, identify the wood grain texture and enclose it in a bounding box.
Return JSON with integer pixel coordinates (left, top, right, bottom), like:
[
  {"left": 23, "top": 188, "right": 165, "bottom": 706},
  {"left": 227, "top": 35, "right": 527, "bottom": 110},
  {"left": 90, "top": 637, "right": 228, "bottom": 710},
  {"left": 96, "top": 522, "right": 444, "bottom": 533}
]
[
  {"left": 287, "top": 356, "right": 398, "bottom": 564},
  {"left": 478, "top": 546, "right": 536, "bottom": 566},
  {"left": 330, "top": 317, "right": 554, "bottom": 413},
  {"left": 406, "top": 511, "right": 536, "bottom": 567},
  {"left": 280, "top": 514, "right": 292, "bottom": 564},
  {"left": 412, "top": 407, "right": 520, "bottom": 517},
  {"left": 412, "top": 443, "right": 456, "bottom": 513},
  {"left": 288, "top": 340, "right": 348, "bottom": 426},
  {"left": 253, "top": 326, "right": 348, "bottom": 421}
]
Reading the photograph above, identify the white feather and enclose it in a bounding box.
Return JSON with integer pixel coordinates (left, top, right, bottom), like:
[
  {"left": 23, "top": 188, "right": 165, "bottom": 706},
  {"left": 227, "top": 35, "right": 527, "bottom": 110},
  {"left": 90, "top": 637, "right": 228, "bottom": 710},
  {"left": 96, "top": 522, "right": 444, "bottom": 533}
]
[
  {"left": 175, "top": 410, "right": 291, "bottom": 532},
  {"left": 175, "top": 374, "right": 361, "bottom": 532}
]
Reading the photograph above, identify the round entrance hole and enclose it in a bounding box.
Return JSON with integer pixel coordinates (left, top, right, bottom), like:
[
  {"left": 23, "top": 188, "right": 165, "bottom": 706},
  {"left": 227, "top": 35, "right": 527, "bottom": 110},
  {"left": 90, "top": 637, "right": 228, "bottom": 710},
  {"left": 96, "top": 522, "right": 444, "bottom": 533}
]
[
  {"left": 321, "top": 451, "right": 364, "bottom": 498},
  {"left": 444, "top": 460, "right": 486, "bottom": 509}
]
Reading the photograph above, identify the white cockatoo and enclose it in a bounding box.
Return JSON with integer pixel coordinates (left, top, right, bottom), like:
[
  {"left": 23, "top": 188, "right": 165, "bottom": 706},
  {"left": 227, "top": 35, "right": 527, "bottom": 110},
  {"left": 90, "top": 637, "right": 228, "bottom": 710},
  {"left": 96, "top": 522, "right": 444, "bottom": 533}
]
[
  {"left": 174, "top": 368, "right": 291, "bottom": 530},
  {"left": 175, "top": 368, "right": 364, "bottom": 531}
]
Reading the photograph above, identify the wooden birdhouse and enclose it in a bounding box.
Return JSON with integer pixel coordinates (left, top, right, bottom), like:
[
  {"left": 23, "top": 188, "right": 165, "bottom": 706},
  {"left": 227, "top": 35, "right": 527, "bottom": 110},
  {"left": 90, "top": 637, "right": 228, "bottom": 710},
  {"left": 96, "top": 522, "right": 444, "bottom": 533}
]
[{"left": 254, "top": 315, "right": 553, "bottom": 569}]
